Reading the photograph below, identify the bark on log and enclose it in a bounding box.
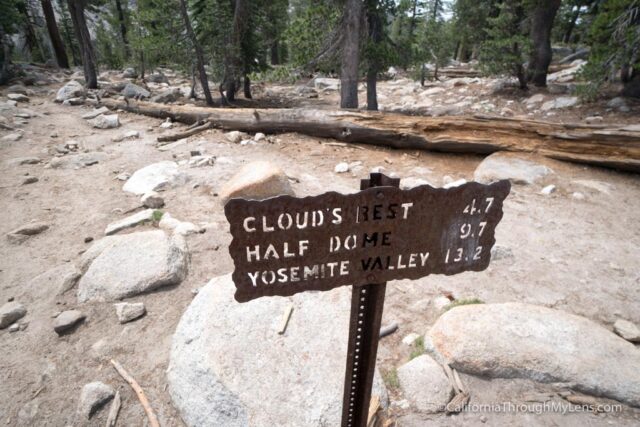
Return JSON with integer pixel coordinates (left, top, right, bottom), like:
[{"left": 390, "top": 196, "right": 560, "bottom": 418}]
[{"left": 100, "top": 99, "right": 640, "bottom": 173}]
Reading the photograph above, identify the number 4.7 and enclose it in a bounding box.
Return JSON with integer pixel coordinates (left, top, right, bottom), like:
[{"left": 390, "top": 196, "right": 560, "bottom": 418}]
[{"left": 463, "top": 197, "right": 494, "bottom": 215}]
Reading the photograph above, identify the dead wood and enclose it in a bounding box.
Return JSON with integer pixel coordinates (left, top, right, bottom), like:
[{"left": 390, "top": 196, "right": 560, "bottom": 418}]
[{"left": 110, "top": 359, "right": 160, "bottom": 427}]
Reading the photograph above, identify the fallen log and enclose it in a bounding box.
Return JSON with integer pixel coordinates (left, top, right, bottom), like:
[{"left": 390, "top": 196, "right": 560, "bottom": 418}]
[{"left": 101, "top": 99, "right": 640, "bottom": 173}]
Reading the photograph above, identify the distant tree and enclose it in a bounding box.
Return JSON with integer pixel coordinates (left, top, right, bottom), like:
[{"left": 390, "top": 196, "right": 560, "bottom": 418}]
[
  {"left": 451, "top": 0, "right": 497, "bottom": 62},
  {"left": 66, "top": 0, "right": 98, "bottom": 88},
  {"left": 285, "top": 2, "right": 341, "bottom": 69},
  {"left": 417, "top": 0, "right": 455, "bottom": 82},
  {"left": 363, "top": 0, "right": 396, "bottom": 110},
  {"left": 178, "top": 0, "right": 213, "bottom": 105},
  {"left": 479, "top": 0, "right": 530, "bottom": 89},
  {"left": 527, "top": 0, "right": 562, "bottom": 86},
  {"left": 390, "top": 0, "right": 425, "bottom": 69},
  {"left": 340, "top": 0, "right": 364, "bottom": 108},
  {"left": 0, "top": 0, "right": 22, "bottom": 84},
  {"left": 40, "top": 0, "right": 70, "bottom": 68}
]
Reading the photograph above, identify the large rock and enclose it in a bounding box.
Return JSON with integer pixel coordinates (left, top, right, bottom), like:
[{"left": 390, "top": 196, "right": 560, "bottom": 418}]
[
  {"left": 77, "top": 230, "right": 188, "bottom": 302},
  {"left": 541, "top": 96, "right": 579, "bottom": 111},
  {"left": 55, "top": 80, "right": 85, "bottom": 103},
  {"left": 397, "top": 355, "right": 453, "bottom": 413},
  {"left": 168, "top": 274, "right": 388, "bottom": 427},
  {"left": 147, "top": 73, "right": 170, "bottom": 84},
  {"left": 614, "top": 319, "right": 640, "bottom": 343},
  {"left": 104, "top": 209, "right": 155, "bottom": 235},
  {"left": 114, "top": 302, "right": 146, "bottom": 323},
  {"left": 313, "top": 78, "right": 340, "bottom": 91},
  {"left": 150, "top": 88, "right": 182, "bottom": 103},
  {"left": 123, "top": 161, "right": 188, "bottom": 195},
  {"left": 0, "top": 302, "right": 27, "bottom": 329},
  {"left": 218, "top": 161, "right": 294, "bottom": 203},
  {"left": 89, "top": 114, "right": 120, "bottom": 129},
  {"left": 425, "top": 303, "right": 640, "bottom": 407},
  {"left": 474, "top": 153, "right": 552, "bottom": 185},
  {"left": 122, "top": 82, "right": 150, "bottom": 99},
  {"left": 53, "top": 310, "right": 86, "bottom": 335}
]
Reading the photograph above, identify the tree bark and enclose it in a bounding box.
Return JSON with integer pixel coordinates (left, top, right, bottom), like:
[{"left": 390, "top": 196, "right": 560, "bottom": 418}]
[
  {"left": 178, "top": 0, "right": 213, "bottom": 105},
  {"left": 114, "top": 0, "right": 130, "bottom": 59},
  {"left": 0, "top": 26, "right": 12, "bottom": 85},
  {"left": 222, "top": 0, "right": 247, "bottom": 105},
  {"left": 527, "top": 0, "right": 562, "bottom": 87},
  {"left": 243, "top": 75, "right": 252, "bottom": 99},
  {"left": 270, "top": 40, "right": 279, "bottom": 65},
  {"left": 67, "top": 0, "right": 98, "bottom": 88},
  {"left": 40, "top": 0, "right": 69, "bottom": 68},
  {"left": 365, "top": 0, "right": 382, "bottom": 111},
  {"left": 100, "top": 99, "right": 640, "bottom": 173},
  {"left": 340, "top": 0, "right": 363, "bottom": 109}
]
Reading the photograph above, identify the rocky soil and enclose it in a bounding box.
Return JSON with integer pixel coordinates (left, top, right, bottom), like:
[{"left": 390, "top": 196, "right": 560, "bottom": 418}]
[{"left": 1, "top": 65, "right": 639, "bottom": 426}]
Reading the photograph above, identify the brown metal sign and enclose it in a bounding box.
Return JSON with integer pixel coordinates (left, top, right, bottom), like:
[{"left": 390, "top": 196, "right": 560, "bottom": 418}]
[{"left": 225, "top": 179, "right": 511, "bottom": 303}]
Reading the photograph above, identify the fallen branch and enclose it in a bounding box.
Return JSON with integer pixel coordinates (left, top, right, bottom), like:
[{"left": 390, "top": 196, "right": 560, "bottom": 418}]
[
  {"left": 100, "top": 99, "right": 640, "bottom": 172},
  {"left": 157, "top": 120, "right": 212, "bottom": 143},
  {"left": 105, "top": 390, "right": 121, "bottom": 427},
  {"left": 110, "top": 359, "right": 160, "bottom": 427}
]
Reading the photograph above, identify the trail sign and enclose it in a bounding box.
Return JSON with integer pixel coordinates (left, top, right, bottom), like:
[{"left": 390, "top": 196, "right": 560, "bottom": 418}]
[{"left": 224, "top": 173, "right": 510, "bottom": 427}]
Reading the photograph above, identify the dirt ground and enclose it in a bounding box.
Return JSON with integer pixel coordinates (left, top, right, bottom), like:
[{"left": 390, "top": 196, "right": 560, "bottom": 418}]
[{"left": 1, "top": 74, "right": 639, "bottom": 426}]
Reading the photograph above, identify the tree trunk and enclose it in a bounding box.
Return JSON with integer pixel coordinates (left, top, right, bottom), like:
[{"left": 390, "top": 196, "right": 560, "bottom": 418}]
[
  {"left": 0, "top": 26, "right": 12, "bottom": 85},
  {"left": 270, "top": 40, "right": 279, "bottom": 65},
  {"left": 340, "top": 0, "right": 363, "bottom": 109},
  {"left": 59, "top": 0, "right": 80, "bottom": 66},
  {"left": 100, "top": 99, "right": 640, "bottom": 173},
  {"left": 365, "top": 0, "right": 382, "bottom": 111},
  {"left": 243, "top": 75, "right": 252, "bottom": 99},
  {"left": 40, "top": 0, "right": 69, "bottom": 68},
  {"left": 222, "top": 0, "right": 246, "bottom": 105},
  {"left": 562, "top": 5, "right": 580, "bottom": 44},
  {"left": 114, "top": 0, "right": 130, "bottom": 59},
  {"left": 178, "top": 0, "right": 213, "bottom": 105},
  {"left": 67, "top": 0, "right": 97, "bottom": 88},
  {"left": 527, "top": 0, "right": 561, "bottom": 87}
]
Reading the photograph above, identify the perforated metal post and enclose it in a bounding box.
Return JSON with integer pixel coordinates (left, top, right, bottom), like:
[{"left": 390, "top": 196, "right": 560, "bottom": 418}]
[{"left": 341, "top": 173, "right": 399, "bottom": 427}]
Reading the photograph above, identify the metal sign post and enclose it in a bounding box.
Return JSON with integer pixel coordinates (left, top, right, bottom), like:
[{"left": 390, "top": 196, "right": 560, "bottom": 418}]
[{"left": 224, "top": 172, "right": 511, "bottom": 426}]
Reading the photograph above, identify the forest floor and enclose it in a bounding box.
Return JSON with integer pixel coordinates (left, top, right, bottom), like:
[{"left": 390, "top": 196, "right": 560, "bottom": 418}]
[{"left": 1, "top": 66, "right": 639, "bottom": 426}]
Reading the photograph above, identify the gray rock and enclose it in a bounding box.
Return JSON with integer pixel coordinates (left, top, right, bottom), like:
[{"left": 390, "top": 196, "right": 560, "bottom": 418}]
[
  {"left": 7, "top": 222, "right": 49, "bottom": 242},
  {"left": 8, "top": 323, "right": 19, "bottom": 332},
  {"left": 104, "top": 209, "right": 155, "bottom": 235},
  {"left": 607, "top": 97, "right": 628, "bottom": 110},
  {"left": 7, "top": 93, "right": 29, "bottom": 102},
  {"left": 55, "top": 80, "right": 85, "bottom": 102},
  {"left": 147, "top": 73, "right": 169, "bottom": 84},
  {"left": 48, "top": 152, "right": 107, "bottom": 169},
  {"left": 218, "top": 161, "right": 294, "bottom": 203},
  {"left": 141, "top": 191, "right": 165, "bottom": 208},
  {"left": 8, "top": 156, "right": 40, "bottom": 166},
  {"left": 150, "top": 88, "right": 182, "bottom": 103},
  {"left": 78, "top": 381, "right": 114, "bottom": 419},
  {"left": 28, "top": 263, "right": 82, "bottom": 296},
  {"left": 334, "top": 162, "right": 349, "bottom": 173},
  {"left": 474, "top": 153, "right": 552, "bottom": 185},
  {"left": 21, "top": 176, "right": 38, "bottom": 185},
  {"left": 53, "top": 310, "right": 86, "bottom": 335},
  {"left": 7, "top": 84, "right": 28, "bottom": 95},
  {"left": 400, "top": 177, "right": 433, "bottom": 190},
  {"left": 63, "top": 97, "right": 85, "bottom": 106},
  {"left": 224, "top": 130, "right": 248, "bottom": 144},
  {"left": 558, "top": 47, "right": 590, "bottom": 64},
  {"left": 81, "top": 106, "right": 110, "bottom": 119},
  {"left": 114, "top": 302, "right": 146, "bottom": 323},
  {"left": 168, "top": 274, "right": 387, "bottom": 427},
  {"left": 122, "top": 82, "right": 150, "bottom": 99},
  {"left": 540, "top": 184, "right": 556, "bottom": 195},
  {"left": 398, "top": 355, "right": 453, "bottom": 413},
  {"left": 613, "top": 319, "right": 640, "bottom": 343},
  {"left": 111, "top": 130, "right": 139, "bottom": 142},
  {"left": 158, "top": 213, "right": 201, "bottom": 236},
  {"left": 0, "top": 301, "right": 27, "bottom": 329},
  {"left": 313, "top": 77, "right": 340, "bottom": 91},
  {"left": 425, "top": 303, "right": 640, "bottom": 408},
  {"left": 123, "top": 161, "right": 188, "bottom": 195},
  {"left": 541, "top": 96, "right": 579, "bottom": 111},
  {"left": 122, "top": 68, "right": 137, "bottom": 78},
  {"left": 1, "top": 132, "right": 23, "bottom": 142},
  {"left": 77, "top": 230, "right": 188, "bottom": 302},
  {"left": 89, "top": 114, "right": 120, "bottom": 129}
]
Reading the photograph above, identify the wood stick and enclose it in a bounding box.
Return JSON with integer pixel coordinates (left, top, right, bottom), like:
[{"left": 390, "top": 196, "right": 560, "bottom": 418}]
[
  {"left": 452, "top": 368, "right": 467, "bottom": 395},
  {"left": 442, "top": 363, "right": 461, "bottom": 395},
  {"left": 100, "top": 99, "right": 640, "bottom": 173},
  {"left": 105, "top": 390, "right": 121, "bottom": 427},
  {"left": 278, "top": 304, "right": 294, "bottom": 334},
  {"left": 367, "top": 395, "right": 380, "bottom": 427},
  {"left": 157, "top": 121, "right": 212, "bottom": 143},
  {"left": 110, "top": 359, "right": 160, "bottom": 427}
]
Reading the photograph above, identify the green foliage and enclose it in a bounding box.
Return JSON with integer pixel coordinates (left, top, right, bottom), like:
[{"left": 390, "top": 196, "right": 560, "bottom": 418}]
[
  {"left": 479, "top": 0, "right": 530, "bottom": 88},
  {"left": 415, "top": 2, "right": 456, "bottom": 79},
  {"left": 390, "top": 0, "right": 426, "bottom": 69},
  {"left": 152, "top": 210, "right": 164, "bottom": 222},
  {"left": 284, "top": 3, "right": 340, "bottom": 68},
  {"left": 579, "top": 0, "right": 640, "bottom": 98},
  {"left": 443, "top": 297, "right": 485, "bottom": 312},
  {"left": 382, "top": 367, "right": 400, "bottom": 390},
  {"left": 452, "top": 0, "right": 495, "bottom": 61},
  {"left": 249, "top": 64, "right": 300, "bottom": 84},
  {"left": 0, "top": 0, "right": 23, "bottom": 35},
  {"left": 409, "top": 336, "right": 425, "bottom": 360}
]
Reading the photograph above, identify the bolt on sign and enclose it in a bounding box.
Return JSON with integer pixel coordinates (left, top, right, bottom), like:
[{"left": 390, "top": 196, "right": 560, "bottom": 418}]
[{"left": 225, "top": 173, "right": 510, "bottom": 427}]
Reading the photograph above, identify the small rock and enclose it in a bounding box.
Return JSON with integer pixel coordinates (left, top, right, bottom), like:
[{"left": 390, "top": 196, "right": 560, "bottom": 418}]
[
  {"left": 474, "top": 153, "right": 551, "bottom": 185},
  {"left": 7, "top": 222, "right": 49, "bottom": 242},
  {"left": 585, "top": 115, "right": 603, "bottom": 124},
  {"left": 7, "top": 93, "right": 29, "bottom": 102},
  {"left": 402, "top": 333, "right": 421, "bottom": 346},
  {"left": 104, "top": 209, "right": 155, "bottom": 235},
  {"left": 8, "top": 156, "right": 40, "bottom": 166},
  {"left": 541, "top": 184, "right": 556, "bottom": 195},
  {"left": 397, "top": 355, "right": 453, "bottom": 413},
  {"left": 122, "top": 68, "right": 137, "bottom": 78},
  {"left": 159, "top": 119, "right": 174, "bottom": 129},
  {"left": 63, "top": 97, "right": 85, "bottom": 106},
  {"left": 607, "top": 97, "right": 627, "bottom": 110},
  {"left": 78, "top": 381, "right": 114, "bottom": 419},
  {"left": 491, "top": 245, "right": 514, "bottom": 261},
  {"left": 254, "top": 132, "right": 266, "bottom": 141},
  {"left": 400, "top": 177, "right": 432, "bottom": 190},
  {"left": 53, "top": 310, "right": 86, "bottom": 335},
  {"left": 443, "top": 178, "right": 467, "bottom": 189},
  {"left": 224, "top": 130, "right": 247, "bottom": 143},
  {"left": 525, "top": 94, "right": 545, "bottom": 105},
  {"left": 55, "top": 80, "right": 85, "bottom": 102},
  {"left": 0, "top": 301, "right": 27, "bottom": 329},
  {"left": 334, "top": 162, "right": 349, "bottom": 173},
  {"left": 147, "top": 73, "right": 169, "bottom": 84},
  {"left": 111, "top": 130, "right": 139, "bottom": 142},
  {"left": 141, "top": 191, "right": 165, "bottom": 208},
  {"left": 541, "top": 96, "right": 579, "bottom": 111},
  {"left": 122, "top": 82, "right": 150, "bottom": 99},
  {"left": 613, "top": 319, "right": 640, "bottom": 343},
  {"left": 89, "top": 114, "right": 120, "bottom": 129},
  {"left": 114, "top": 302, "right": 146, "bottom": 323},
  {"left": 159, "top": 213, "right": 201, "bottom": 236},
  {"left": 572, "top": 192, "right": 585, "bottom": 200},
  {"left": 123, "top": 161, "right": 187, "bottom": 195},
  {"left": 84, "top": 236, "right": 94, "bottom": 243},
  {"left": 150, "top": 87, "right": 182, "bottom": 103},
  {"left": 81, "top": 106, "right": 110, "bottom": 120},
  {"left": 8, "top": 323, "right": 20, "bottom": 332},
  {"left": 22, "top": 176, "right": 38, "bottom": 185}
]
